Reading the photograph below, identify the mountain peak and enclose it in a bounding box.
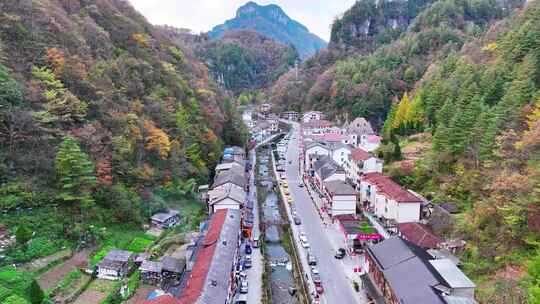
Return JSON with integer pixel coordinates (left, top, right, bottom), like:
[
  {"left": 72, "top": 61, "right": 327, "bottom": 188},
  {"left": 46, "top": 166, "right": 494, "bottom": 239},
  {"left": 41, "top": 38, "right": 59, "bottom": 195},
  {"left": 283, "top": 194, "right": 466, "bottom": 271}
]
[{"left": 209, "top": 1, "right": 326, "bottom": 59}]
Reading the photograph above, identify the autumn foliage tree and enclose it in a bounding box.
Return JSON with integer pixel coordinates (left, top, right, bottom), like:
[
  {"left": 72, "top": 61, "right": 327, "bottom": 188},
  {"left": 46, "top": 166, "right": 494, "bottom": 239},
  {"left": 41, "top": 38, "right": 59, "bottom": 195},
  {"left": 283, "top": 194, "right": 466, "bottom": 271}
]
[{"left": 143, "top": 119, "right": 171, "bottom": 160}]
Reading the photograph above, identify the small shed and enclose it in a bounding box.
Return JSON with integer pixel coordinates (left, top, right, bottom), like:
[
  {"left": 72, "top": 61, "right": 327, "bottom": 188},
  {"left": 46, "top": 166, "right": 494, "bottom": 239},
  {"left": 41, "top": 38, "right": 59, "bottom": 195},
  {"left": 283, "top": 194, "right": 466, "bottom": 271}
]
[
  {"left": 96, "top": 249, "right": 134, "bottom": 280},
  {"left": 140, "top": 260, "right": 163, "bottom": 285},
  {"left": 151, "top": 210, "right": 180, "bottom": 229},
  {"left": 161, "top": 256, "right": 185, "bottom": 281}
]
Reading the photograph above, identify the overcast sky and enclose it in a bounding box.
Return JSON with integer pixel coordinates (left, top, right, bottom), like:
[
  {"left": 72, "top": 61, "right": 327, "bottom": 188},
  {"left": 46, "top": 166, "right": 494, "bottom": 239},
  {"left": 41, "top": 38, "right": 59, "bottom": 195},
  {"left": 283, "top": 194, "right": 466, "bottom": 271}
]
[{"left": 127, "top": 0, "right": 357, "bottom": 41}]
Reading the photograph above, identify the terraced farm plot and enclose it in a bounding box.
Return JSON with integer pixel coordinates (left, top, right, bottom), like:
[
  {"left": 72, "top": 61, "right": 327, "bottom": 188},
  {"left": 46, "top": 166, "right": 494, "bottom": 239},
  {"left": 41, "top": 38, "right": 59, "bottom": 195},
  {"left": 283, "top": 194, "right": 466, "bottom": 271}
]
[{"left": 73, "top": 279, "right": 117, "bottom": 304}]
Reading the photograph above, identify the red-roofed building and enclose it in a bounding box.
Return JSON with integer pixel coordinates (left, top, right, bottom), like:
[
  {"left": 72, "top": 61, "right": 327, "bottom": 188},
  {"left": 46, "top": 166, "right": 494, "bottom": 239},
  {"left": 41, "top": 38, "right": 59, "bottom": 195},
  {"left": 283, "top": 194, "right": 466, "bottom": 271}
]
[
  {"left": 359, "top": 134, "right": 382, "bottom": 152},
  {"left": 397, "top": 222, "right": 441, "bottom": 249},
  {"left": 360, "top": 173, "right": 422, "bottom": 223},
  {"left": 345, "top": 148, "right": 382, "bottom": 189},
  {"left": 176, "top": 209, "right": 241, "bottom": 304}
]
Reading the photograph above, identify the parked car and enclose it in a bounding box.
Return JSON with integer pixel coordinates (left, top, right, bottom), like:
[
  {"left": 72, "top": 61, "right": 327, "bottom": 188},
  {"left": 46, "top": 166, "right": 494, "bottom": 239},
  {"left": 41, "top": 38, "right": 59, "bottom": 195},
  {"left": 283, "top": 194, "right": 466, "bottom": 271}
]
[
  {"left": 240, "top": 280, "right": 249, "bottom": 294},
  {"left": 235, "top": 294, "right": 248, "bottom": 304},
  {"left": 298, "top": 183, "right": 304, "bottom": 188},
  {"left": 311, "top": 266, "right": 320, "bottom": 275},
  {"left": 294, "top": 216, "right": 302, "bottom": 225},
  {"left": 300, "top": 235, "right": 310, "bottom": 248},
  {"left": 334, "top": 248, "right": 346, "bottom": 259},
  {"left": 307, "top": 252, "right": 317, "bottom": 265},
  {"left": 244, "top": 255, "right": 252, "bottom": 268},
  {"left": 245, "top": 244, "right": 252, "bottom": 255},
  {"left": 252, "top": 235, "right": 260, "bottom": 248}
]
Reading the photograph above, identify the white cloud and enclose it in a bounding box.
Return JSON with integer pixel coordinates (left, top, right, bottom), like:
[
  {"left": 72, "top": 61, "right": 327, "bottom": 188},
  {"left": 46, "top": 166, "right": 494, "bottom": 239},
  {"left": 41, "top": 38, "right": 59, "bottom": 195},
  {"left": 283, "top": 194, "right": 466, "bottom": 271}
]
[{"left": 127, "top": 0, "right": 356, "bottom": 41}]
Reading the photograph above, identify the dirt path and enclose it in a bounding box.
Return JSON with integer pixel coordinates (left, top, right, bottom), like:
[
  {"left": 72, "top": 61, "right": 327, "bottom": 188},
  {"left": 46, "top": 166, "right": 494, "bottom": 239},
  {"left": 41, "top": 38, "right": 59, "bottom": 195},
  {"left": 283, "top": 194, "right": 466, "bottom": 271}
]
[{"left": 37, "top": 249, "right": 90, "bottom": 292}]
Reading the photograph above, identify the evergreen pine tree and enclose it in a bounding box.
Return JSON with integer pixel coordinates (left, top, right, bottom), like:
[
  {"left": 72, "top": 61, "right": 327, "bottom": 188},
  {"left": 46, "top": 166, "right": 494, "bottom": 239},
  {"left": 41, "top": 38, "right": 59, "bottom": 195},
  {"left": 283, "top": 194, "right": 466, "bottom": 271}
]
[{"left": 55, "top": 137, "right": 97, "bottom": 210}]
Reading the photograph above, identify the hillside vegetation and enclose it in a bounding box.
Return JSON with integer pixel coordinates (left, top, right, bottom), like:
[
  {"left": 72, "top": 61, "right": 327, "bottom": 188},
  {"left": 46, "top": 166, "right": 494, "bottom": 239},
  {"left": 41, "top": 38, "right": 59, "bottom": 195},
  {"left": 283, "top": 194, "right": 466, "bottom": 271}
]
[
  {"left": 0, "top": 0, "right": 245, "bottom": 268},
  {"left": 169, "top": 29, "right": 298, "bottom": 95},
  {"left": 271, "top": 0, "right": 521, "bottom": 125},
  {"left": 383, "top": 2, "right": 540, "bottom": 301}
]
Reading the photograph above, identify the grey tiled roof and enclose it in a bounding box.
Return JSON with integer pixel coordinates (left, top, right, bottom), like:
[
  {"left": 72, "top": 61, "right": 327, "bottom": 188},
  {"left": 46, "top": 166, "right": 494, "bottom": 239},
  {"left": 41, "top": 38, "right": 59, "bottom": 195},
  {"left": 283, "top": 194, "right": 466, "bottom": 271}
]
[
  {"left": 140, "top": 260, "right": 162, "bottom": 273},
  {"left": 324, "top": 180, "right": 356, "bottom": 195},
  {"left": 212, "top": 169, "right": 245, "bottom": 189},
  {"left": 367, "top": 237, "right": 447, "bottom": 304},
  {"left": 151, "top": 210, "right": 180, "bottom": 223},
  {"left": 162, "top": 256, "right": 185, "bottom": 273}
]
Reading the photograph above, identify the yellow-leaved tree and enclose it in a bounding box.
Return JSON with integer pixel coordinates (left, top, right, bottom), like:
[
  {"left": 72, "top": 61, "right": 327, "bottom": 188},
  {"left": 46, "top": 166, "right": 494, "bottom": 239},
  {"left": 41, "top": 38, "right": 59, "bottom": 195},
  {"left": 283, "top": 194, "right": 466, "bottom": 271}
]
[{"left": 143, "top": 119, "right": 171, "bottom": 160}]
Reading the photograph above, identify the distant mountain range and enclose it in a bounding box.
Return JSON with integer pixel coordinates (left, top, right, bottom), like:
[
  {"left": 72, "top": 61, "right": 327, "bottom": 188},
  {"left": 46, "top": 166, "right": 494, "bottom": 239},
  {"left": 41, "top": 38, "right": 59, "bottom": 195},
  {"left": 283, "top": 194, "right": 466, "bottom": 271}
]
[{"left": 209, "top": 1, "right": 326, "bottom": 59}]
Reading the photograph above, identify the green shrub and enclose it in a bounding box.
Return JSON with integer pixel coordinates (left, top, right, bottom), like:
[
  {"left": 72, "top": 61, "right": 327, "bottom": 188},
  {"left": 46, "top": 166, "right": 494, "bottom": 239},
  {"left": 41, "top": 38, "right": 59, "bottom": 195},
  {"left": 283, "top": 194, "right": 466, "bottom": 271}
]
[
  {"left": 0, "top": 267, "right": 43, "bottom": 303},
  {"left": 89, "top": 246, "right": 113, "bottom": 268},
  {"left": 3, "top": 294, "right": 30, "bottom": 304},
  {"left": 0, "top": 283, "right": 11, "bottom": 301},
  {"left": 126, "top": 237, "right": 153, "bottom": 253}
]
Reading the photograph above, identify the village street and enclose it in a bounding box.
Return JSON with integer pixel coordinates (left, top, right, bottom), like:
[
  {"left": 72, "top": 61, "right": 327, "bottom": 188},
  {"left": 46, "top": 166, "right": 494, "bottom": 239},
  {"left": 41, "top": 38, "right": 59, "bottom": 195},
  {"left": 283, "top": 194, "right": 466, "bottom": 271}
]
[{"left": 277, "top": 122, "right": 368, "bottom": 304}]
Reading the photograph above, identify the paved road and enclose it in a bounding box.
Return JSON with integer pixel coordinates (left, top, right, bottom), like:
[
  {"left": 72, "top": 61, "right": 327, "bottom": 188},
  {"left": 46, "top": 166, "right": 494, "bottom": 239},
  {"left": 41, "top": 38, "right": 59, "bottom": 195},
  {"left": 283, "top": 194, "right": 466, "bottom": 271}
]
[{"left": 284, "top": 123, "right": 362, "bottom": 304}]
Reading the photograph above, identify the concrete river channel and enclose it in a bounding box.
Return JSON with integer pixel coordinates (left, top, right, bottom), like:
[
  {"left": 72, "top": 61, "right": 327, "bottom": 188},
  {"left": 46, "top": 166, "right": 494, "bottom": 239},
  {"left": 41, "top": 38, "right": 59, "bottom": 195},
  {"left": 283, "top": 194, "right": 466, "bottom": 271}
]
[{"left": 257, "top": 146, "right": 301, "bottom": 304}]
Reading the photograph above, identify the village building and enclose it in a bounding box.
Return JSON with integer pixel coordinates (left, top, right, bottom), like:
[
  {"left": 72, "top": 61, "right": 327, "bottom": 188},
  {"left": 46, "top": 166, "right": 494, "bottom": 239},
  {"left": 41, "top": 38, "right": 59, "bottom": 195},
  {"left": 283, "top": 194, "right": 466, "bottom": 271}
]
[
  {"left": 281, "top": 111, "right": 299, "bottom": 121},
  {"left": 312, "top": 156, "right": 346, "bottom": 191},
  {"left": 343, "top": 117, "right": 375, "bottom": 147},
  {"left": 211, "top": 168, "right": 246, "bottom": 191},
  {"left": 207, "top": 183, "right": 246, "bottom": 213},
  {"left": 397, "top": 222, "right": 442, "bottom": 249},
  {"left": 140, "top": 260, "right": 163, "bottom": 285},
  {"left": 362, "top": 237, "right": 476, "bottom": 304},
  {"left": 176, "top": 209, "right": 241, "bottom": 304},
  {"left": 260, "top": 103, "right": 272, "bottom": 113},
  {"left": 324, "top": 180, "right": 357, "bottom": 216},
  {"left": 345, "top": 148, "right": 383, "bottom": 189},
  {"left": 161, "top": 256, "right": 185, "bottom": 281},
  {"left": 301, "top": 119, "right": 333, "bottom": 136},
  {"left": 360, "top": 172, "right": 423, "bottom": 223},
  {"left": 359, "top": 134, "right": 382, "bottom": 152},
  {"left": 302, "top": 110, "right": 325, "bottom": 122},
  {"left": 335, "top": 215, "right": 382, "bottom": 253},
  {"left": 197, "top": 185, "right": 209, "bottom": 203},
  {"left": 304, "top": 141, "right": 332, "bottom": 172},
  {"left": 267, "top": 119, "right": 279, "bottom": 132},
  {"left": 151, "top": 210, "right": 180, "bottom": 229},
  {"left": 96, "top": 249, "right": 135, "bottom": 280}
]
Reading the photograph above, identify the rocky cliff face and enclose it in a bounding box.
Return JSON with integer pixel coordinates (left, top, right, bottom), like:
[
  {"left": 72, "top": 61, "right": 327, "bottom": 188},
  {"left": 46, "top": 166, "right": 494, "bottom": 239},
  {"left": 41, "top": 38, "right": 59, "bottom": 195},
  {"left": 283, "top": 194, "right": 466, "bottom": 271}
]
[
  {"left": 209, "top": 1, "right": 326, "bottom": 59},
  {"left": 330, "top": 0, "right": 434, "bottom": 54}
]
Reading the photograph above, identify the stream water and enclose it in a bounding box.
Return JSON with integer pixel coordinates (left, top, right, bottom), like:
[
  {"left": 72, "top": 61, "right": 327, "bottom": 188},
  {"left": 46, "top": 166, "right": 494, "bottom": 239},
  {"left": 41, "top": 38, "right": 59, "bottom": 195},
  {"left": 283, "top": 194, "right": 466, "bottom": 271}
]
[{"left": 258, "top": 148, "right": 299, "bottom": 304}]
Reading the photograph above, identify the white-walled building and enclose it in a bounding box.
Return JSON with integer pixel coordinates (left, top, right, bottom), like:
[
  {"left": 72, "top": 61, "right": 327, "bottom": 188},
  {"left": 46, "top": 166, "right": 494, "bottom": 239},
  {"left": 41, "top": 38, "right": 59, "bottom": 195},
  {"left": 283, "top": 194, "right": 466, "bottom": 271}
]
[
  {"left": 345, "top": 148, "right": 383, "bottom": 189},
  {"left": 282, "top": 111, "right": 299, "bottom": 121},
  {"left": 360, "top": 172, "right": 422, "bottom": 223},
  {"left": 324, "top": 180, "right": 357, "bottom": 217},
  {"left": 359, "top": 134, "right": 382, "bottom": 152},
  {"left": 331, "top": 143, "right": 352, "bottom": 169},
  {"left": 343, "top": 117, "right": 375, "bottom": 147},
  {"left": 207, "top": 183, "right": 246, "bottom": 213},
  {"left": 302, "top": 111, "right": 324, "bottom": 122},
  {"left": 301, "top": 119, "right": 333, "bottom": 136},
  {"left": 304, "top": 141, "right": 332, "bottom": 172}
]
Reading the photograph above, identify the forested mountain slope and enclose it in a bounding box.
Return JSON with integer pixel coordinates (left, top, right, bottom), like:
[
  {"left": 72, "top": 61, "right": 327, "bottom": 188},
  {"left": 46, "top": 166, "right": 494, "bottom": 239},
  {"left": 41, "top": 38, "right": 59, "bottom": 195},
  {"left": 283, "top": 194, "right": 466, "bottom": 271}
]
[
  {"left": 271, "top": 0, "right": 522, "bottom": 126},
  {"left": 0, "top": 0, "right": 245, "bottom": 227},
  {"left": 382, "top": 1, "right": 540, "bottom": 301},
  {"left": 209, "top": 1, "right": 326, "bottom": 59},
  {"left": 164, "top": 28, "right": 298, "bottom": 95}
]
